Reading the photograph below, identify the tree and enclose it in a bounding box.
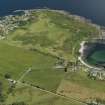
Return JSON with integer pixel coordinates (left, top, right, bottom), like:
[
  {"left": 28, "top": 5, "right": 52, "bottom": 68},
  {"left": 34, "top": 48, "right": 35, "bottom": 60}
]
[
  {"left": 0, "top": 82, "right": 2, "bottom": 96},
  {"left": 4, "top": 73, "right": 11, "bottom": 79},
  {"left": 0, "top": 82, "right": 6, "bottom": 102},
  {"left": 10, "top": 101, "right": 28, "bottom": 105}
]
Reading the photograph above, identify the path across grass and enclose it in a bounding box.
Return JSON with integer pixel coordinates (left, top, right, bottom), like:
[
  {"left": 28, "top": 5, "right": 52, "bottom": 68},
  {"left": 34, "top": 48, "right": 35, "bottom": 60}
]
[{"left": 0, "top": 42, "right": 65, "bottom": 92}]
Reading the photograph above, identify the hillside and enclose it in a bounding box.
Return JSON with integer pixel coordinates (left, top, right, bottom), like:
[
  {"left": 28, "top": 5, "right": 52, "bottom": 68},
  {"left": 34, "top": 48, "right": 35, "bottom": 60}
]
[
  {"left": 4, "top": 9, "right": 100, "bottom": 61},
  {"left": 0, "top": 9, "right": 103, "bottom": 105}
]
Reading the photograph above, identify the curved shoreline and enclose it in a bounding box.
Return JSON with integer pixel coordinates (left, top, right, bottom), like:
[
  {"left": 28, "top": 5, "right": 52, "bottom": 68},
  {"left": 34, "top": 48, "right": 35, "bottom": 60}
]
[
  {"left": 0, "top": 8, "right": 101, "bottom": 40},
  {"left": 78, "top": 56, "right": 102, "bottom": 70},
  {"left": 78, "top": 41, "right": 103, "bottom": 71},
  {"left": 13, "top": 8, "right": 101, "bottom": 30}
]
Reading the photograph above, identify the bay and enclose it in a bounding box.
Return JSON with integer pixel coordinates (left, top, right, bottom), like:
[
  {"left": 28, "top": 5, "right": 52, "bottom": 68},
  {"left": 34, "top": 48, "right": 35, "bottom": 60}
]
[{"left": 0, "top": 0, "right": 105, "bottom": 26}]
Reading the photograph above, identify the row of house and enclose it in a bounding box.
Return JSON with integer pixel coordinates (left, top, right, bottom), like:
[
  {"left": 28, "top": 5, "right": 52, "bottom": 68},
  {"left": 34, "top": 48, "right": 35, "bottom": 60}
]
[{"left": 0, "top": 10, "right": 35, "bottom": 37}]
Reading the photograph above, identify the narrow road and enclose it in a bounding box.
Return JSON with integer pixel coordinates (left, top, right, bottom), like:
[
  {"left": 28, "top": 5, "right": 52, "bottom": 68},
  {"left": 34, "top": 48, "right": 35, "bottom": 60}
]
[
  {"left": 7, "top": 77, "right": 86, "bottom": 105},
  {"left": 7, "top": 67, "right": 87, "bottom": 105},
  {"left": 18, "top": 81, "right": 87, "bottom": 105},
  {"left": 17, "top": 68, "right": 32, "bottom": 82}
]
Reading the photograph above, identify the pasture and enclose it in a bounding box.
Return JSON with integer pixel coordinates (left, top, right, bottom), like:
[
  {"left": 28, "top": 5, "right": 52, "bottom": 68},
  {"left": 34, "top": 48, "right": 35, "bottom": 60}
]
[
  {"left": 7, "top": 10, "right": 99, "bottom": 61},
  {"left": 57, "top": 70, "right": 105, "bottom": 102},
  {"left": 5, "top": 82, "right": 85, "bottom": 105},
  {"left": 0, "top": 42, "right": 65, "bottom": 92}
]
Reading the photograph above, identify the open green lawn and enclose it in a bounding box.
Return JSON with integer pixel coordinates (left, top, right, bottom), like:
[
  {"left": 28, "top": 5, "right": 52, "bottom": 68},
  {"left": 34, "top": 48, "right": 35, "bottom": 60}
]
[
  {"left": 5, "top": 83, "right": 85, "bottom": 105},
  {"left": 6, "top": 10, "right": 99, "bottom": 61},
  {"left": 0, "top": 42, "right": 65, "bottom": 92},
  {"left": 0, "top": 41, "right": 85, "bottom": 104}
]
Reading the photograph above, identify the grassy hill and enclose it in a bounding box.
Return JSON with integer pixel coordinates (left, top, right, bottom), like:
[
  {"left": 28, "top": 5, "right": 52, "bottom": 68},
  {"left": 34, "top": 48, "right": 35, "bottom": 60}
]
[
  {"left": 6, "top": 10, "right": 99, "bottom": 61},
  {"left": 0, "top": 9, "right": 102, "bottom": 105},
  {"left": 0, "top": 42, "right": 66, "bottom": 92}
]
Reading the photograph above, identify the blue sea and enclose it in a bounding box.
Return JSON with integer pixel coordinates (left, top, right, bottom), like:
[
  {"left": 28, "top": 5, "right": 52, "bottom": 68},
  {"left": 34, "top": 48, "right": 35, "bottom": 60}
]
[{"left": 0, "top": 0, "right": 105, "bottom": 26}]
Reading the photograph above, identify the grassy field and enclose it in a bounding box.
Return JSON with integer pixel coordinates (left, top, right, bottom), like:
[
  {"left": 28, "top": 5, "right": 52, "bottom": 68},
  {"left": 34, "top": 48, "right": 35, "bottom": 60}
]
[
  {"left": 0, "top": 10, "right": 102, "bottom": 104},
  {"left": 6, "top": 10, "right": 99, "bottom": 61},
  {"left": 5, "top": 82, "right": 85, "bottom": 105},
  {"left": 0, "top": 42, "right": 85, "bottom": 105},
  {"left": 0, "top": 42, "right": 65, "bottom": 92},
  {"left": 57, "top": 70, "right": 105, "bottom": 102}
]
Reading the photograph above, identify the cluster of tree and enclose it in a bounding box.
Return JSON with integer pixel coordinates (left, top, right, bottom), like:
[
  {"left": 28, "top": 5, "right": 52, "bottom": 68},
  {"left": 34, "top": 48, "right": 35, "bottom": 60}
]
[
  {"left": 87, "top": 98, "right": 105, "bottom": 105},
  {"left": 87, "top": 73, "right": 96, "bottom": 80},
  {"left": 95, "top": 98, "right": 105, "bottom": 105},
  {"left": 8, "top": 101, "right": 28, "bottom": 105},
  {"left": 4, "top": 73, "right": 16, "bottom": 94},
  {"left": 0, "top": 82, "right": 7, "bottom": 102},
  {"left": 0, "top": 83, "right": 8, "bottom": 105},
  {"left": 4, "top": 73, "right": 11, "bottom": 79}
]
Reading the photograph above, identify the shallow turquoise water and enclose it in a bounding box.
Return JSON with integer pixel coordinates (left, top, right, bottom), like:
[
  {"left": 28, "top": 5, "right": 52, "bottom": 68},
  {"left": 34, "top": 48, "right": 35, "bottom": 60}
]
[
  {"left": 91, "top": 50, "right": 105, "bottom": 62},
  {"left": 86, "top": 43, "right": 105, "bottom": 67}
]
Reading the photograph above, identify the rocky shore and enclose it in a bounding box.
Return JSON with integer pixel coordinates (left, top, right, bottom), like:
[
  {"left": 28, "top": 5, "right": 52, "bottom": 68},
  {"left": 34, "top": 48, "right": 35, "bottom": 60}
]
[{"left": 0, "top": 8, "right": 102, "bottom": 38}]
